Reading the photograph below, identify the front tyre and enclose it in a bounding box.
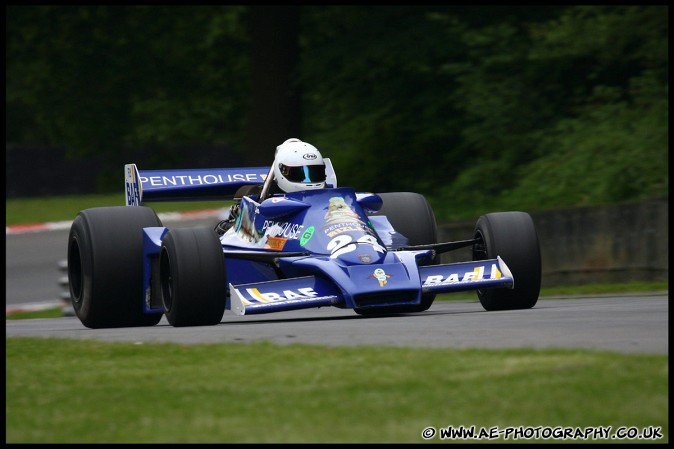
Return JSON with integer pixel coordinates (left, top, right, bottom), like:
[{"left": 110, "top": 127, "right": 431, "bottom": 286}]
[
  {"left": 68, "top": 206, "right": 164, "bottom": 328},
  {"left": 473, "top": 212, "right": 541, "bottom": 311},
  {"left": 160, "top": 227, "right": 227, "bottom": 327}
]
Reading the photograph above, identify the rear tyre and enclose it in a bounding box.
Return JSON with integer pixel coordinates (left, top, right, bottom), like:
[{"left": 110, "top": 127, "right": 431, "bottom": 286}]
[
  {"left": 160, "top": 227, "right": 227, "bottom": 327},
  {"left": 473, "top": 212, "right": 541, "bottom": 311},
  {"left": 376, "top": 192, "right": 439, "bottom": 250},
  {"left": 68, "top": 206, "right": 164, "bottom": 328},
  {"left": 357, "top": 192, "right": 438, "bottom": 315}
]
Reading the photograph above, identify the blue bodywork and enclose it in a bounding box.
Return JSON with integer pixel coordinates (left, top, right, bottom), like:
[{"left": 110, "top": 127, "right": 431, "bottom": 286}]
[{"left": 129, "top": 164, "right": 514, "bottom": 317}]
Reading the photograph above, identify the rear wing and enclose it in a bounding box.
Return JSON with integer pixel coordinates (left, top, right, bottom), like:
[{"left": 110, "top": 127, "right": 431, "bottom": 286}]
[{"left": 125, "top": 161, "right": 337, "bottom": 205}]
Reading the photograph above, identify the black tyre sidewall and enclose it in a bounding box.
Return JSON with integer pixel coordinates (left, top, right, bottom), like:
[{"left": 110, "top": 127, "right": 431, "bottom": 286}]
[
  {"left": 376, "top": 192, "right": 438, "bottom": 249},
  {"left": 474, "top": 212, "right": 541, "bottom": 311},
  {"left": 160, "top": 227, "right": 226, "bottom": 327},
  {"left": 68, "top": 206, "right": 163, "bottom": 328}
]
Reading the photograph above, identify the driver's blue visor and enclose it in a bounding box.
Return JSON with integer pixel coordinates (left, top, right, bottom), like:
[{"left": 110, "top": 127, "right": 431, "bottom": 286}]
[{"left": 279, "top": 164, "right": 326, "bottom": 183}]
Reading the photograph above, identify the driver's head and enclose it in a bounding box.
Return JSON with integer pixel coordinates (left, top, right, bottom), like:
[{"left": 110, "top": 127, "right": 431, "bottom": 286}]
[{"left": 273, "top": 138, "right": 327, "bottom": 193}]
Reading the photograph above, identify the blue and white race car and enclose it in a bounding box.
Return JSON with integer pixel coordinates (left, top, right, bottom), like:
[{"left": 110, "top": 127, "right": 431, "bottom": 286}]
[{"left": 67, "top": 160, "right": 541, "bottom": 328}]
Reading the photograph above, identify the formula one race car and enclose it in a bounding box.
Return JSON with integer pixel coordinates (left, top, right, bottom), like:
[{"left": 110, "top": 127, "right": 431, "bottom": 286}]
[{"left": 67, "top": 160, "right": 541, "bottom": 328}]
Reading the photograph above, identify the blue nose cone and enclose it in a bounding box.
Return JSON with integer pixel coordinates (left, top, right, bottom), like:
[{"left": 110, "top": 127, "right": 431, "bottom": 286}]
[{"left": 334, "top": 243, "right": 386, "bottom": 265}]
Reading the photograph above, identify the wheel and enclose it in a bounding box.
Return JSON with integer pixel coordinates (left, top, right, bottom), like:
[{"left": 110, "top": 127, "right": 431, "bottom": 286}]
[
  {"left": 473, "top": 212, "right": 541, "bottom": 311},
  {"left": 357, "top": 192, "right": 438, "bottom": 315},
  {"left": 160, "top": 227, "right": 227, "bottom": 327},
  {"left": 375, "top": 192, "right": 438, "bottom": 249},
  {"left": 68, "top": 206, "right": 164, "bottom": 328}
]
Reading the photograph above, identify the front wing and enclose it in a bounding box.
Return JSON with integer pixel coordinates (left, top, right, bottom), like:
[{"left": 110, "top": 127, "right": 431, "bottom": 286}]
[{"left": 228, "top": 256, "right": 514, "bottom": 315}]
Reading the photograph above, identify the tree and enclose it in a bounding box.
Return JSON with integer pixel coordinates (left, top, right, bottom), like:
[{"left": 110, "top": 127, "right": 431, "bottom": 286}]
[
  {"left": 244, "top": 6, "right": 301, "bottom": 166},
  {"left": 6, "top": 6, "right": 250, "bottom": 172},
  {"left": 7, "top": 5, "right": 667, "bottom": 212}
]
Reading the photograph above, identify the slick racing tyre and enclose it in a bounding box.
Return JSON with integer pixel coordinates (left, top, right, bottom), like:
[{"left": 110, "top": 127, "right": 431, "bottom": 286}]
[
  {"left": 160, "top": 227, "right": 227, "bottom": 327},
  {"left": 473, "top": 211, "right": 541, "bottom": 311},
  {"left": 376, "top": 192, "right": 439, "bottom": 251},
  {"left": 357, "top": 192, "right": 438, "bottom": 315},
  {"left": 68, "top": 206, "right": 164, "bottom": 328}
]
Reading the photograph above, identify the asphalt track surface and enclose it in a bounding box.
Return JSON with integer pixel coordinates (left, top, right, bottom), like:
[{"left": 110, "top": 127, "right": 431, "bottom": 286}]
[
  {"left": 5, "top": 294, "right": 668, "bottom": 354},
  {"left": 6, "top": 214, "right": 669, "bottom": 354}
]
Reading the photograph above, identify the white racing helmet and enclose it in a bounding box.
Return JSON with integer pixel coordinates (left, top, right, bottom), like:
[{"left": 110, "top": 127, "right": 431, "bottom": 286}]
[{"left": 273, "top": 138, "right": 327, "bottom": 193}]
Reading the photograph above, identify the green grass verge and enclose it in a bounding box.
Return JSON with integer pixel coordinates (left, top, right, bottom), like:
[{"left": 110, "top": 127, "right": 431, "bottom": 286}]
[
  {"left": 6, "top": 307, "right": 65, "bottom": 320},
  {"left": 5, "top": 338, "right": 668, "bottom": 444},
  {"left": 5, "top": 194, "right": 230, "bottom": 226}
]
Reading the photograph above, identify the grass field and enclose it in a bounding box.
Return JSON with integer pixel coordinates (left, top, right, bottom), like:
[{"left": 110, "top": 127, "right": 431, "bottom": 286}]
[{"left": 5, "top": 337, "right": 668, "bottom": 444}]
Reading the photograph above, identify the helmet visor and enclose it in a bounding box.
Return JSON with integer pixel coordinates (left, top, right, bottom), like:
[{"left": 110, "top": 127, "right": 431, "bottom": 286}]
[{"left": 279, "top": 164, "right": 326, "bottom": 183}]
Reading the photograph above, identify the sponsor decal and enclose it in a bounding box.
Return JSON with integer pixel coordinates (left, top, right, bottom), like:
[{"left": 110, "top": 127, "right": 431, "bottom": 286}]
[
  {"left": 262, "top": 220, "right": 305, "bottom": 240},
  {"left": 358, "top": 254, "right": 372, "bottom": 263},
  {"left": 265, "top": 236, "right": 287, "bottom": 251},
  {"left": 125, "top": 165, "right": 141, "bottom": 206},
  {"left": 324, "top": 197, "right": 367, "bottom": 226},
  {"left": 303, "top": 153, "right": 317, "bottom": 160},
  {"left": 139, "top": 172, "right": 264, "bottom": 187},
  {"left": 422, "top": 264, "right": 503, "bottom": 286},
  {"left": 369, "top": 268, "right": 391, "bottom": 287},
  {"left": 243, "top": 287, "right": 319, "bottom": 304},
  {"left": 300, "top": 226, "right": 315, "bottom": 246},
  {"left": 126, "top": 181, "right": 136, "bottom": 206},
  {"left": 228, "top": 201, "right": 262, "bottom": 244},
  {"left": 323, "top": 221, "right": 376, "bottom": 239},
  {"left": 322, "top": 198, "right": 376, "bottom": 238},
  {"left": 326, "top": 225, "right": 364, "bottom": 237}
]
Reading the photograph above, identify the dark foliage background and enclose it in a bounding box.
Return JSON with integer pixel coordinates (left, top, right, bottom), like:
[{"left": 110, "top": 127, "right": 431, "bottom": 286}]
[{"left": 6, "top": 5, "right": 668, "bottom": 218}]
